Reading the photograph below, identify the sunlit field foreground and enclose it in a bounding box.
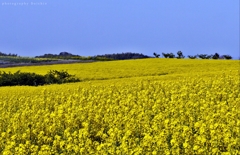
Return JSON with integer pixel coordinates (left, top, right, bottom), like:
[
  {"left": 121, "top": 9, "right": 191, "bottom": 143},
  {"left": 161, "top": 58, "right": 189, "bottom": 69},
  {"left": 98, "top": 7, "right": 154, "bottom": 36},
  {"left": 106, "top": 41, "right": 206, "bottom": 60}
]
[{"left": 0, "top": 59, "right": 239, "bottom": 154}]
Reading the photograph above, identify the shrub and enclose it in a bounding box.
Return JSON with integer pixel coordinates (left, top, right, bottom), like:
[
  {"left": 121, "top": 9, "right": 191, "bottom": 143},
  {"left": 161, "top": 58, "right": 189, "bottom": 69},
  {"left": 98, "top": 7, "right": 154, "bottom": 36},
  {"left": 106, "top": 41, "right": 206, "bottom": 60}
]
[
  {"left": 0, "top": 70, "right": 80, "bottom": 86},
  {"left": 13, "top": 71, "right": 46, "bottom": 86},
  {"left": 44, "top": 70, "right": 80, "bottom": 84}
]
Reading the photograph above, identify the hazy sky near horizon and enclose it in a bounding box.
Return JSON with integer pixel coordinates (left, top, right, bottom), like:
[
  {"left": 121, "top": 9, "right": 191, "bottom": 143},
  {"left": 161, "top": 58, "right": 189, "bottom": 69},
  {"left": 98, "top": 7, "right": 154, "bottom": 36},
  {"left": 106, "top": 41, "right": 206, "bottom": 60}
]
[{"left": 0, "top": 0, "right": 239, "bottom": 58}]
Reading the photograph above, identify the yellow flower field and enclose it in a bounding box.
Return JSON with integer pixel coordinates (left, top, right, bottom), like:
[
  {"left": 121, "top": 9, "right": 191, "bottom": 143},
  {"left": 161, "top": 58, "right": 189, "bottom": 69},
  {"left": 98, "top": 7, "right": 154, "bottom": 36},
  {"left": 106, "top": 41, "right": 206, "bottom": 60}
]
[{"left": 0, "top": 58, "right": 239, "bottom": 154}]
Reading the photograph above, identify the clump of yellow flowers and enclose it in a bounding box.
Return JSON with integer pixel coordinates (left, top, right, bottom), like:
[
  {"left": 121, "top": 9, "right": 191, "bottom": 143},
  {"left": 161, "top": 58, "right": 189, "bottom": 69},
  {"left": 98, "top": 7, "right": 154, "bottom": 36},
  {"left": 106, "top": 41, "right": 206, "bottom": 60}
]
[{"left": 0, "top": 59, "right": 239, "bottom": 154}]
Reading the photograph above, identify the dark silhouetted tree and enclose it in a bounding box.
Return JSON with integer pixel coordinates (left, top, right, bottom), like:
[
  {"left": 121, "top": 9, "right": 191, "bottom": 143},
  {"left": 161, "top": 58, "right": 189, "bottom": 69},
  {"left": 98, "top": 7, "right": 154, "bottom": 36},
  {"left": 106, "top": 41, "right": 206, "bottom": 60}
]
[
  {"left": 176, "top": 51, "right": 185, "bottom": 59},
  {"left": 162, "top": 52, "right": 175, "bottom": 58},
  {"left": 153, "top": 52, "right": 160, "bottom": 58},
  {"left": 162, "top": 53, "right": 168, "bottom": 58},
  {"left": 0, "top": 51, "right": 17, "bottom": 57},
  {"left": 198, "top": 54, "right": 208, "bottom": 59},
  {"left": 188, "top": 55, "right": 197, "bottom": 59},
  {"left": 223, "top": 55, "right": 232, "bottom": 60},
  {"left": 206, "top": 55, "right": 213, "bottom": 59},
  {"left": 212, "top": 53, "right": 220, "bottom": 59},
  {"left": 168, "top": 53, "right": 175, "bottom": 58}
]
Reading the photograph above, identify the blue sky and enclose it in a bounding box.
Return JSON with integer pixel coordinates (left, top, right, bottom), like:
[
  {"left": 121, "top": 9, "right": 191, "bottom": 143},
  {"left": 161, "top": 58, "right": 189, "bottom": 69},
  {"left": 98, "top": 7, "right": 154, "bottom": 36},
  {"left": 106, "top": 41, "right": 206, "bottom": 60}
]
[{"left": 0, "top": 0, "right": 239, "bottom": 58}]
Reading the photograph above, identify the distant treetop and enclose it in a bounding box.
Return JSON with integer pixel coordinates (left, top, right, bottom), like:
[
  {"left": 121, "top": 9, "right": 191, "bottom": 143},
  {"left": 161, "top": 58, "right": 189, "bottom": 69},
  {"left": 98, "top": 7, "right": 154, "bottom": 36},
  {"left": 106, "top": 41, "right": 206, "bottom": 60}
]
[
  {"left": 59, "top": 52, "right": 74, "bottom": 56},
  {"left": 0, "top": 51, "right": 17, "bottom": 57}
]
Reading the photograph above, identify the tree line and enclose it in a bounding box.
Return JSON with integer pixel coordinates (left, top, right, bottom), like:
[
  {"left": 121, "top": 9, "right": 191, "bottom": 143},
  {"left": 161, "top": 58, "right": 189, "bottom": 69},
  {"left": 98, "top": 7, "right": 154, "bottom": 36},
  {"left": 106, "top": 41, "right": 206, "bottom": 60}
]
[
  {"left": 154, "top": 51, "right": 233, "bottom": 59},
  {"left": 94, "top": 52, "right": 149, "bottom": 60},
  {"left": 0, "top": 51, "right": 235, "bottom": 60},
  {"left": 36, "top": 51, "right": 150, "bottom": 60},
  {"left": 0, "top": 51, "right": 17, "bottom": 57}
]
